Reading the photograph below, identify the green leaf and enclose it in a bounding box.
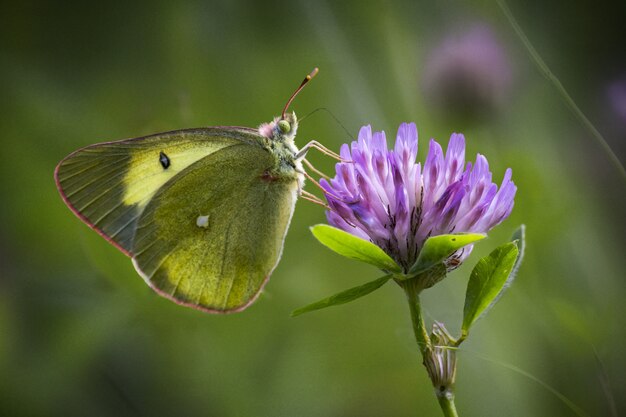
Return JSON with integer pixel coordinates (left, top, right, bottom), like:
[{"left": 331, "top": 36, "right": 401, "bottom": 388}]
[
  {"left": 461, "top": 241, "right": 519, "bottom": 337},
  {"left": 510, "top": 224, "right": 526, "bottom": 282},
  {"left": 406, "top": 233, "right": 486, "bottom": 277},
  {"left": 472, "top": 225, "right": 526, "bottom": 318},
  {"left": 291, "top": 275, "right": 392, "bottom": 317},
  {"left": 310, "top": 224, "right": 401, "bottom": 273}
]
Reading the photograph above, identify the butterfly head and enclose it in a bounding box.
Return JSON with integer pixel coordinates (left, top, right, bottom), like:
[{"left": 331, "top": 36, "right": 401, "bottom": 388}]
[
  {"left": 258, "top": 112, "right": 298, "bottom": 144},
  {"left": 258, "top": 68, "right": 317, "bottom": 143}
]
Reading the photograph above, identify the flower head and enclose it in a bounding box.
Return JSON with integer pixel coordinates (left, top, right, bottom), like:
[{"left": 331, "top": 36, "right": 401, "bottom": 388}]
[
  {"left": 422, "top": 24, "right": 513, "bottom": 119},
  {"left": 321, "top": 123, "right": 516, "bottom": 273},
  {"left": 608, "top": 78, "right": 626, "bottom": 126}
]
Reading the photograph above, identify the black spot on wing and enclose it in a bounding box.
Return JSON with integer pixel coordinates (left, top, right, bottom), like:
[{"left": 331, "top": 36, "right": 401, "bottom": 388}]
[{"left": 159, "top": 151, "right": 170, "bottom": 169}]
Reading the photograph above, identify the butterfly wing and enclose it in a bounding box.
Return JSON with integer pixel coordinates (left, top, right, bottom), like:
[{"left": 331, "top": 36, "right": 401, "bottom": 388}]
[
  {"left": 55, "top": 128, "right": 257, "bottom": 255},
  {"left": 130, "top": 142, "right": 300, "bottom": 312}
]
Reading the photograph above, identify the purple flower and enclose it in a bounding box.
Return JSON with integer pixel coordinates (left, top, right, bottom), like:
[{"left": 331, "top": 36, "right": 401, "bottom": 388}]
[
  {"left": 321, "top": 123, "right": 516, "bottom": 272},
  {"left": 422, "top": 25, "right": 513, "bottom": 118},
  {"left": 608, "top": 78, "right": 626, "bottom": 125}
]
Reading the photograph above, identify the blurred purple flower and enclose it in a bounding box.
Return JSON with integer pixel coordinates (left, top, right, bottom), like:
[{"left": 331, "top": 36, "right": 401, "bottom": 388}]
[
  {"left": 608, "top": 78, "right": 626, "bottom": 125},
  {"left": 321, "top": 123, "right": 516, "bottom": 272},
  {"left": 422, "top": 25, "right": 513, "bottom": 117}
]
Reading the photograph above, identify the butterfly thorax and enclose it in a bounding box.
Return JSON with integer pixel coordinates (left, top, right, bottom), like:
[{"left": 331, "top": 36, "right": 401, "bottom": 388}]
[{"left": 257, "top": 112, "right": 304, "bottom": 186}]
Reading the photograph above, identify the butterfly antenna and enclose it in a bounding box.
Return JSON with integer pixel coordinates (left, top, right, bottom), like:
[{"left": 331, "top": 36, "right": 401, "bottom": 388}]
[
  {"left": 282, "top": 67, "right": 319, "bottom": 119},
  {"left": 300, "top": 107, "right": 355, "bottom": 140}
]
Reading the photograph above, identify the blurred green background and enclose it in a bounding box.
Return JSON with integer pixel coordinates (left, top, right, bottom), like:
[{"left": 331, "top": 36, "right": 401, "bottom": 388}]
[{"left": 1, "top": 0, "right": 625, "bottom": 416}]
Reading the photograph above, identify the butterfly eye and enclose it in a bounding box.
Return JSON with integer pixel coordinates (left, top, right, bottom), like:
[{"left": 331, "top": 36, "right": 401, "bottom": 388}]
[{"left": 278, "top": 120, "right": 291, "bottom": 133}]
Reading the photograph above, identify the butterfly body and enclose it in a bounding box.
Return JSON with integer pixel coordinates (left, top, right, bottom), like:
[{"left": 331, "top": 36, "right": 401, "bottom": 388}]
[{"left": 55, "top": 112, "right": 304, "bottom": 313}]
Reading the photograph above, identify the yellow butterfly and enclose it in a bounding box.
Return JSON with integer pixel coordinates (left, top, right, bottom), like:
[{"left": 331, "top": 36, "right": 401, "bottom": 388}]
[{"left": 55, "top": 68, "right": 331, "bottom": 313}]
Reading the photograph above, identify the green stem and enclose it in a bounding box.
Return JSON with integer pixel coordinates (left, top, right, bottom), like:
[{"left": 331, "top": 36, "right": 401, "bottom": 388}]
[
  {"left": 404, "top": 281, "right": 430, "bottom": 357},
  {"left": 437, "top": 392, "right": 459, "bottom": 417},
  {"left": 403, "top": 280, "right": 460, "bottom": 416}
]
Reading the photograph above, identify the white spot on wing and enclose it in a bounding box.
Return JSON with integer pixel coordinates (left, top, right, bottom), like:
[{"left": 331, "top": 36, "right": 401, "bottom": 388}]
[{"left": 196, "top": 215, "right": 210, "bottom": 228}]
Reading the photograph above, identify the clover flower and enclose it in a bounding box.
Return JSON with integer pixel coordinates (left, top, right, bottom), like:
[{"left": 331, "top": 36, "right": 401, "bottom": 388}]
[
  {"left": 320, "top": 123, "right": 516, "bottom": 273},
  {"left": 422, "top": 24, "right": 513, "bottom": 118},
  {"left": 608, "top": 78, "right": 626, "bottom": 125}
]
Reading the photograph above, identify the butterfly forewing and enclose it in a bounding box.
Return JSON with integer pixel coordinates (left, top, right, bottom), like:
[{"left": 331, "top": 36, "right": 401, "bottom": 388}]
[
  {"left": 55, "top": 128, "right": 255, "bottom": 254},
  {"left": 131, "top": 143, "right": 299, "bottom": 312}
]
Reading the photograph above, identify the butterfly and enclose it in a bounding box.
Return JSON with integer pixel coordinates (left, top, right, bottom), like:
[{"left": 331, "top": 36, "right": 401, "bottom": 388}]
[{"left": 55, "top": 68, "right": 331, "bottom": 313}]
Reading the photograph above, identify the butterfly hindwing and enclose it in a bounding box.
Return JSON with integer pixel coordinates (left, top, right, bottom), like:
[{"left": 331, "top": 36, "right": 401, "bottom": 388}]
[
  {"left": 130, "top": 142, "right": 299, "bottom": 312},
  {"left": 55, "top": 128, "right": 257, "bottom": 254}
]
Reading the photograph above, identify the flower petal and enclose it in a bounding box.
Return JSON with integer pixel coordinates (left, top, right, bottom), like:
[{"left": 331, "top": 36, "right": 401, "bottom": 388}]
[{"left": 321, "top": 123, "right": 515, "bottom": 271}]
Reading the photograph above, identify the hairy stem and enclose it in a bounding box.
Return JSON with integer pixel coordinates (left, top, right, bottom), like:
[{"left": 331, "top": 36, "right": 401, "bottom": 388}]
[
  {"left": 404, "top": 280, "right": 460, "bottom": 416},
  {"left": 437, "top": 392, "right": 459, "bottom": 417},
  {"left": 404, "top": 280, "right": 431, "bottom": 357}
]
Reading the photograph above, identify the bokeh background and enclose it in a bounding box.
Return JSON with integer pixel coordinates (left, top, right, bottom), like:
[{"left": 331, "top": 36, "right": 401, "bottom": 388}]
[{"left": 1, "top": 0, "right": 625, "bottom": 416}]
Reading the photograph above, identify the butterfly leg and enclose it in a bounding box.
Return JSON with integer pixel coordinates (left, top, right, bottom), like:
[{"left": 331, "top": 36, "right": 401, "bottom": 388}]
[
  {"left": 300, "top": 190, "right": 329, "bottom": 208},
  {"left": 294, "top": 167, "right": 329, "bottom": 207},
  {"left": 296, "top": 140, "right": 349, "bottom": 162},
  {"left": 298, "top": 169, "right": 358, "bottom": 205},
  {"left": 303, "top": 158, "right": 330, "bottom": 180},
  {"left": 299, "top": 169, "right": 327, "bottom": 194}
]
